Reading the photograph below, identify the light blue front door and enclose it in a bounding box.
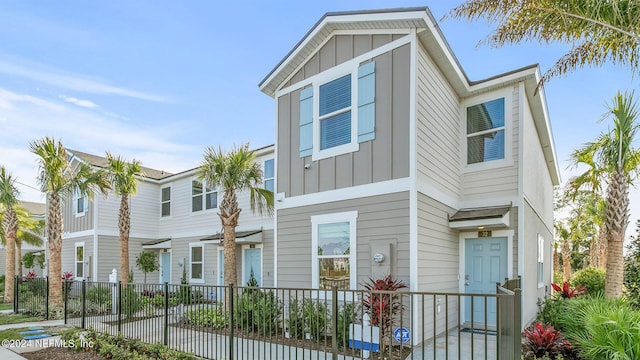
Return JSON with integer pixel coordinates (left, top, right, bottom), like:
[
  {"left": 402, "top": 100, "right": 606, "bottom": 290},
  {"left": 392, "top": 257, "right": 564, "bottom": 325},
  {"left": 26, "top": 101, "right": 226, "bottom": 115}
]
[
  {"left": 243, "top": 247, "right": 262, "bottom": 286},
  {"left": 217, "top": 249, "right": 225, "bottom": 300},
  {"left": 464, "top": 237, "right": 507, "bottom": 326},
  {"left": 160, "top": 252, "right": 171, "bottom": 284}
]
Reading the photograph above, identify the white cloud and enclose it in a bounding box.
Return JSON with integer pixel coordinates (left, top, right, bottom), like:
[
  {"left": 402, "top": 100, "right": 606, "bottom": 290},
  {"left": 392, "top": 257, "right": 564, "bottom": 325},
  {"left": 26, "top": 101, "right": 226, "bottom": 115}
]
[{"left": 60, "top": 95, "right": 98, "bottom": 109}]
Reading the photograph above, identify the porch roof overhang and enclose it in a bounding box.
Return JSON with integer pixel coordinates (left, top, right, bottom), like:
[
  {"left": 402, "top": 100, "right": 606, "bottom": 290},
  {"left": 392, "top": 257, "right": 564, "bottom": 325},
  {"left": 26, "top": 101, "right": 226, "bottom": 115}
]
[
  {"left": 200, "top": 230, "right": 263, "bottom": 245},
  {"left": 448, "top": 205, "right": 511, "bottom": 230},
  {"left": 142, "top": 238, "right": 172, "bottom": 249}
]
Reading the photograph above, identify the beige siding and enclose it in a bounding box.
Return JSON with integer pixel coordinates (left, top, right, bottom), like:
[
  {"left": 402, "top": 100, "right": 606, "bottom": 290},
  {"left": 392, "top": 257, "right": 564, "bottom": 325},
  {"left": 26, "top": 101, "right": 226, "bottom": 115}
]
[
  {"left": 94, "top": 235, "right": 149, "bottom": 282},
  {"left": 61, "top": 235, "right": 93, "bottom": 280},
  {"left": 261, "top": 229, "right": 275, "bottom": 287},
  {"left": 415, "top": 43, "right": 462, "bottom": 198},
  {"left": 276, "top": 192, "right": 410, "bottom": 288},
  {"left": 462, "top": 85, "right": 520, "bottom": 201},
  {"left": 62, "top": 192, "right": 94, "bottom": 233},
  {"left": 278, "top": 39, "right": 411, "bottom": 197},
  {"left": 522, "top": 201, "right": 552, "bottom": 326}
]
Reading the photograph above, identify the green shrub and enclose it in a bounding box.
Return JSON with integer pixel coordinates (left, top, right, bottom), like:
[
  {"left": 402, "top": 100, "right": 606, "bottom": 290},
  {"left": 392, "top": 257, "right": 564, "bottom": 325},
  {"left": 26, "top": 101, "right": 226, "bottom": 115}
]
[
  {"left": 569, "top": 267, "right": 605, "bottom": 295},
  {"left": 553, "top": 272, "right": 563, "bottom": 286},
  {"left": 185, "top": 306, "right": 227, "bottom": 328},
  {"left": 337, "top": 302, "right": 360, "bottom": 347},
  {"left": 286, "top": 298, "right": 327, "bottom": 340},
  {"left": 122, "top": 285, "right": 142, "bottom": 317},
  {"left": 234, "top": 289, "right": 282, "bottom": 336},
  {"left": 86, "top": 285, "right": 111, "bottom": 305}
]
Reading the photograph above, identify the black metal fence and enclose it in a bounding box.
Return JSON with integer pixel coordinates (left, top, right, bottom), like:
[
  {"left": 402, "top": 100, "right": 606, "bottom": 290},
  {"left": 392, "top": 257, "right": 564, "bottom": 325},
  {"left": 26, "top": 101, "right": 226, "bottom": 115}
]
[
  {"left": 14, "top": 278, "right": 522, "bottom": 359},
  {"left": 13, "top": 275, "right": 49, "bottom": 320}
]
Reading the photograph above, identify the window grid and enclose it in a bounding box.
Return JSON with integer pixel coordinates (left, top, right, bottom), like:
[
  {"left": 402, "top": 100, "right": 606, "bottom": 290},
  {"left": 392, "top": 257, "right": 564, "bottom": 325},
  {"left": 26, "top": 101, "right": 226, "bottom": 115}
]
[{"left": 161, "top": 187, "right": 171, "bottom": 217}]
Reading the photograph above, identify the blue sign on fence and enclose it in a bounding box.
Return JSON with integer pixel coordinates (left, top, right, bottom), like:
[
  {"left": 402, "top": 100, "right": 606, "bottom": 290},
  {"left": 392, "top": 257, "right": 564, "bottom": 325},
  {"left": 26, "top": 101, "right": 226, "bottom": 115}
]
[{"left": 393, "top": 327, "right": 410, "bottom": 343}]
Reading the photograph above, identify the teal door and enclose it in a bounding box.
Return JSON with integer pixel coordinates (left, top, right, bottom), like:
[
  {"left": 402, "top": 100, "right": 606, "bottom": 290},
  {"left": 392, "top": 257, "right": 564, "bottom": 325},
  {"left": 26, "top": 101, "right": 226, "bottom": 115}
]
[
  {"left": 464, "top": 237, "right": 507, "bottom": 326},
  {"left": 243, "top": 247, "right": 262, "bottom": 286},
  {"left": 217, "top": 249, "right": 225, "bottom": 300},
  {"left": 160, "top": 252, "right": 171, "bottom": 284}
]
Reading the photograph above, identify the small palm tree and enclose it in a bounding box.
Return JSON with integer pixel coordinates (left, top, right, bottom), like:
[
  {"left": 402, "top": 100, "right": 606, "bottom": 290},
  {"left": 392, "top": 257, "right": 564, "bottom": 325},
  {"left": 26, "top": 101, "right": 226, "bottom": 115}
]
[
  {"left": 0, "top": 207, "right": 45, "bottom": 278},
  {"left": 198, "top": 143, "right": 273, "bottom": 299},
  {"left": 30, "top": 137, "right": 110, "bottom": 307},
  {"left": 0, "top": 166, "right": 19, "bottom": 303},
  {"left": 105, "top": 153, "right": 142, "bottom": 283}
]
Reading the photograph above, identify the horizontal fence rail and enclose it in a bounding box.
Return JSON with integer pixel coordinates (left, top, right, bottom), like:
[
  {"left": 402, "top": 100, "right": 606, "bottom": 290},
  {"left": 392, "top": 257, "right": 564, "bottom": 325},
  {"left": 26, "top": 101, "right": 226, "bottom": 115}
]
[{"left": 15, "top": 277, "right": 522, "bottom": 359}]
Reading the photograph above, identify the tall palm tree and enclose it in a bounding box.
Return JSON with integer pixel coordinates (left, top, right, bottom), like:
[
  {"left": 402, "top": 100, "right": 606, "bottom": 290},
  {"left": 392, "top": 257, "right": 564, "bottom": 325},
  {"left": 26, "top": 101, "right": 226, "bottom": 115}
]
[
  {"left": 0, "top": 166, "right": 19, "bottom": 303},
  {"left": 447, "top": 0, "right": 640, "bottom": 86},
  {"left": 198, "top": 144, "right": 273, "bottom": 298},
  {"left": 30, "top": 137, "right": 109, "bottom": 307},
  {"left": 105, "top": 152, "right": 142, "bottom": 283},
  {"left": 0, "top": 207, "right": 45, "bottom": 278},
  {"left": 568, "top": 92, "right": 640, "bottom": 297}
]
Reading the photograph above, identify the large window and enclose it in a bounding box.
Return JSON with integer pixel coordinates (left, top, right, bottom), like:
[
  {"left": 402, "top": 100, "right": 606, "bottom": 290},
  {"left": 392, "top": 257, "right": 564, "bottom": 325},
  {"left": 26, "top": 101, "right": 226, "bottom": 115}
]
[
  {"left": 264, "top": 159, "right": 274, "bottom": 192},
  {"left": 161, "top": 186, "right": 171, "bottom": 217},
  {"left": 538, "top": 234, "right": 544, "bottom": 287},
  {"left": 75, "top": 242, "right": 84, "bottom": 279},
  {"left": 311, "top": 211, "right": 357, "bottom": 290},
  {"left": 73, "top": 189, "right": 88, "bottom": 217},
  {"left": 466, "top": 97, "right": 505, "bottom": 165},
  {"left": 190, "top": 244, "right": 204, "bottom": 283},
  {"left": 192, "top": 180, "right": 217, "bottom": 212}
]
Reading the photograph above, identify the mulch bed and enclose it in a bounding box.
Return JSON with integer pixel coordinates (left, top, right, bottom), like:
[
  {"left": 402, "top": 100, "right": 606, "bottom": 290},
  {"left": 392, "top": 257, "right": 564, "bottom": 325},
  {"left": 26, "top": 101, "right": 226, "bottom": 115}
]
[{"left": 22, "top": 347, "right": 106, "bottom": 360}]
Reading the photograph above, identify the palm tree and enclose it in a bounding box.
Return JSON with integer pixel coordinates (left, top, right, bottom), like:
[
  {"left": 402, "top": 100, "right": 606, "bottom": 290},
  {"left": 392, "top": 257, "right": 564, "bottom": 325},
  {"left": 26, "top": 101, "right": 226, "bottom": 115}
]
[
  {"left": 0, "top": 206, "right": 45, "bottom": 278},
  {"left": 30, "top": 137, "right": 110, "bottom": 307},
  {"left": 198, "top": 144, "right": 273, "bottom": 298},
  {"left": 446, "top": 0, "right": 640, "bottom": 86},
  {"left": 568, "top": 92, "right": 640, "bottom": 297},
  {"left": 105, "top": 152, "right": 142, "bottom": 283},
  {"left": 0, "top": 166, "right": 19, "bottom": 303}
]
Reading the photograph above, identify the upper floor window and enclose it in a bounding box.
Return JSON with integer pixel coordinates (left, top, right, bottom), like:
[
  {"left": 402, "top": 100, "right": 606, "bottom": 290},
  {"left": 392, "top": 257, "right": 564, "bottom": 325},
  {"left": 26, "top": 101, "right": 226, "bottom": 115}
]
[
  {"left": 192, "top": 180, "right": 217, "bottom": 212},
  {"left": 161, "top": 187, "right": 171, "bottom": 217},
  {"left": 299, "top": 61, "right": 376, "bottom": 161},
  {"left": 537, "top": 234, "right": 544, "bottom": 287},
  {"left": 73, "top": 189, "right": 88, "bottom": 217},
  {"left": 311, "top": 211, "right": 357, "bottom": 290},
  {"left": 466, "top": 97, "right": 505, "bottom": 165},
  {"left": 264, "top": 159, "right": 274, "bottom": 192},
  {"left": 189, "top": 243, "right": 204, "bottom": 283}
]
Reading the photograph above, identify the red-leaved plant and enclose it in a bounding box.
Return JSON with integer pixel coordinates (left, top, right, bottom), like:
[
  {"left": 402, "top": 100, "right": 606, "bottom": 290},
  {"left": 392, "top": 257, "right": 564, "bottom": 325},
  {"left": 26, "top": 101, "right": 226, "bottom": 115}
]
[
  {"left": 362, "top": 275, "right": 408, "bottom": 351},
  {"left": 551, "top": 281, "right": 586, "bottom": 298},
  {"left": 25, "top": 271, "right": 38, "bottom": 280},
  {"left": 522, "top": 323, "right": 578, "bottom": 359}
]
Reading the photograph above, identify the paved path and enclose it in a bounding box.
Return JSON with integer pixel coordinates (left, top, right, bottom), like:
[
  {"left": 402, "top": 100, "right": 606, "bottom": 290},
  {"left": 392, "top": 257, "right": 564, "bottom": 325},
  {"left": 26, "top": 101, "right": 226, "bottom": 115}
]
[{"left": 0, "top": 319, "right": 70, "bottom": 359}]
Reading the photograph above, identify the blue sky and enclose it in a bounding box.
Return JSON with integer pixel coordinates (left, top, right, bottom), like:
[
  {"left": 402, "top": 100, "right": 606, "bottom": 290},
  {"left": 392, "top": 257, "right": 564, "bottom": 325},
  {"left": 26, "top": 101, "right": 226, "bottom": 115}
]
[{"left": 1, "top": 1, "right": 639, "bottom": 231}]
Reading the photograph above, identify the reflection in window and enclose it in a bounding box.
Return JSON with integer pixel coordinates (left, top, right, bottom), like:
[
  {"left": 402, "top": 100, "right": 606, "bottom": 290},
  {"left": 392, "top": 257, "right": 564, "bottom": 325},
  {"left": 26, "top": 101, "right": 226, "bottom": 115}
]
[{"left": 467, "top": 98, "right": 505, "bottom": 164}]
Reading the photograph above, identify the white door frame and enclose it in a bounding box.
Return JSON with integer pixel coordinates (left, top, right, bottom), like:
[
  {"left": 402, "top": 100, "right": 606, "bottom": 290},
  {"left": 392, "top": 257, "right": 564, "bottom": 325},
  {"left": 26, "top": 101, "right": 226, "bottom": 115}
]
[{"left": 217, "top": 247, "right": 225, "bottom": 286}]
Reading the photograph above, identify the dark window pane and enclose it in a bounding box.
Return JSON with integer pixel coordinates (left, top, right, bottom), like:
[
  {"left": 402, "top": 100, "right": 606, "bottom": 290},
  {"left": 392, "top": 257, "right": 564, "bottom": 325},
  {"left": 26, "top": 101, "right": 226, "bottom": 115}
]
[
  {"left": 192, "top": 195, "right": 203, "bottom": 212},
  {"left": 320, "top": 111, "right": 351, "bottom": 150},
  {"left": 467, "top": 130, "right": 505, "bottom": 164},
  {"left": 206, "top": 192, "right": 217, "bottom": 209},
  {"left": 161, "top": 202, "right": 170, "bottom": 217},
  {"left": 162, "top": 187, "right": 171, "bottom": 201},
  {"left": 319, "top": 74, "right": 351, "bottom": 116},
  {"left": 192, "top": 247, "right": 202, "bottom": 262},
  {"left": 467, "top": 98, "right": 505, "bottom": 134}
]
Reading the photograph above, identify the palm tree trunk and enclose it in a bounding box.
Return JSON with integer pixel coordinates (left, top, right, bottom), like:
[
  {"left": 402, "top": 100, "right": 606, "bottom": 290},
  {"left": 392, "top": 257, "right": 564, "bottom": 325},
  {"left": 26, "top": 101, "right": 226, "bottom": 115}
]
[
  {"left": 48, "top": 192, "right": 63, "bottom": 307},
  {"left": 220, "top": 188, "right": 241, "bottom": 305},
  {"left": 119, "top": 194, "right": 131, "bottom": 283},
  {"left": 3, "top": 207, "right": 17, "bottom": 303},
  {"left": 604, "top": 169, "right": 629, "bottom": 297}
]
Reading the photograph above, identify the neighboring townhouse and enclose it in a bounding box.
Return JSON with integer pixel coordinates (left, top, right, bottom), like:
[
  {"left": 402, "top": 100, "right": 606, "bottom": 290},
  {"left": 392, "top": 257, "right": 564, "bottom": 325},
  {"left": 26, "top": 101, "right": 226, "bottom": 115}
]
[
  {"left": 0, "top": 201, "right": 46, "bottom": 278},
  {"left": 258, "top": 6, "right": 559, "bottom": 335},
  {"left": 59, "top": 146, "right": 274, "bottom": 288}
]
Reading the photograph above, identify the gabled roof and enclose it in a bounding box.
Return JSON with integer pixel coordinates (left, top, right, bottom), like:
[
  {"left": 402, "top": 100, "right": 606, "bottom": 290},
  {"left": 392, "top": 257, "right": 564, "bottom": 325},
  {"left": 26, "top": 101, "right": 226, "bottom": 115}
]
[
  {"left": 67, "top": 149, "right": 173, "bottom": 180},
  {"left": 258, "top": 7, "right": 560, "bottom": 185}
]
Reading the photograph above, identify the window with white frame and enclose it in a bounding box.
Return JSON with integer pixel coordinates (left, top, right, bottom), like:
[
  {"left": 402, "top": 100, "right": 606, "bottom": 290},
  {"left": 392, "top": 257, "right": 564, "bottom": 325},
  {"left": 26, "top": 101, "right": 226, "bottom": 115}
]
[
  {"left": 466, "top": 97, "right": 506, "bottom": 165},
  {"left": 311, "top": 211, "right": 357, "bottom": 290},
  {"left": 264, "top": 159, "right": 274, "bottom": 192},
  {"left": 190, "top": 244, "right": 204, "bottom": 283},
  {"left": 161, "top": 186, "right": 171, "bottom": 217},
  {"left": 538, "top": 234, "right": 544, "bottom": 287},
  {"left": 75, "top": 242, "right": 84, "bottom": 279},
  {"left": 299, "top": 60, "right": 375, "bottom": 161},
  {"left": 192, "top": 180, "right": 217, "bottom": 212},
  {"left": 73, "top": 189, "right": 88, "bottom": 217}
]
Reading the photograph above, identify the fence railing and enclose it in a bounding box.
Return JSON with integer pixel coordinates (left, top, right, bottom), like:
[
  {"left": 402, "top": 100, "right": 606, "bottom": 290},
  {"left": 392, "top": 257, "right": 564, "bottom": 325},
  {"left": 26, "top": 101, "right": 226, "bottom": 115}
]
[
  {"left": 14, "top": 277, "right": 522, "bottom": 359},
  {"left": 14, "top": 276, "right": 49, "bottom": 320}
]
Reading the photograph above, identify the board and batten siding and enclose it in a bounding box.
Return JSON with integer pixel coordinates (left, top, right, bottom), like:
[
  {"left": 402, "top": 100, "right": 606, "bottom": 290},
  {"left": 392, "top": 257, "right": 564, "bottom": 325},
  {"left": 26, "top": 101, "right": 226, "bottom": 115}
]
[
  {"left": 62, "top": 192, "right": 93, "bottom": 233},
  {"left": 415, "top": 42, "right": 462, "bottom": 198},
  {"left": 276, "top": 192, "right": 410, "bottom": 289},
  {"left": 277, "top": 38, "right": 411, "bottom": 198},
  {"left": 461, "top": 85, "right": 520, "bottom": 201}
]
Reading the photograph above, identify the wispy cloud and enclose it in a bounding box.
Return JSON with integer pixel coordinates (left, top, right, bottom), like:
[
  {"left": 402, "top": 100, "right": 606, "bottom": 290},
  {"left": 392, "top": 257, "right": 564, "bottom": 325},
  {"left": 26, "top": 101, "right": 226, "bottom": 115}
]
[
  {"left": 0, "top": 57, "right": 168, "bottom": 103},
  {"left": 60, "top": 95, "right": 98, "bottom": 109}
]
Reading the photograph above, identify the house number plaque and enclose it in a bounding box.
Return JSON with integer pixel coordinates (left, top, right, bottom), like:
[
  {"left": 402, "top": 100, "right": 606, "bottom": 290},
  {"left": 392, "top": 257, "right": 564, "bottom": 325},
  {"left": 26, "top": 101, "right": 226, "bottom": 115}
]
[{"left": 478, "top": 230, "right": 492, "bottom": 238}]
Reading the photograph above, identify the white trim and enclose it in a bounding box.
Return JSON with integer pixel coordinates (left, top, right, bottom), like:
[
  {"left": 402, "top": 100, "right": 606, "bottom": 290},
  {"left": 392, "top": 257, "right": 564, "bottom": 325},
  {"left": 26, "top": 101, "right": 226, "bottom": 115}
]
[
  {"left": 188, "top": 242, "right": 205, "bottom": 284},
  {"left": 310, "top": 211, "right": 358, "bottom": 290},
  {"left": 160, "top": 185, "right": 172, "bottom": 218},
  {"left": 159, "top": 250, "right": 172, "bottom": 284},
  {"left": 72, "top": 190, "right": 88, "bottom": 218},
  {"left": 408, "top": 29, "right": 419, "bottom": 294},
  {"left": 449, "top": 212, "right": 510, "bottom": 230},
  {"left": 62, "top": 230, "right": 94, "bottom": 239},
  {"left": 537, "top": 234, "right": 545, "bottom": 288},
  {"left": 142, "top": 240, "right": 172, "bottom": 249},
  {"left": 517, "top": 83, "right": 526, "bottom": 278},
  {"left": 241, "top": 244, "right": 263, "bottom": 286},
  {"left": 74, "top": 241, "right": 85, "bottom": 281},
  {"left": 458, "top": 230, "right": 514, "bottom": 295},
  {"left": 277, "top": 178, "right": 411, "bottom": 210},
  {"left": 263, "top": 158, "right": 275, "bottom": 192},
  {"left": 190, "top": 178, "right": 218, "bottom": 214},
  {"left": 273, "top": 90, "right": 280, "bottom": 287},
  {"left": 461, "top": 88, "right": 514, "bottom": 172}
]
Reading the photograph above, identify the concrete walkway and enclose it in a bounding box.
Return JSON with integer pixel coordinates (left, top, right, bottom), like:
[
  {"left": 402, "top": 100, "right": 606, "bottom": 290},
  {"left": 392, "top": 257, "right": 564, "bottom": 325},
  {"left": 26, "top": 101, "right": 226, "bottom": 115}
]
[{"left": 0, "top": 318, "right": 69, "bottom": 359}]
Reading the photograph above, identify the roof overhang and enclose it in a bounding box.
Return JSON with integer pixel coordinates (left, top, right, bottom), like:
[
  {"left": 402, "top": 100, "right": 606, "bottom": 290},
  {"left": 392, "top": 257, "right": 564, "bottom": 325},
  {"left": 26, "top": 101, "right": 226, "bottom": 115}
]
[
  {"left": 449, "top": 205, "right": 511, "bottom": 230},
  {"left": 142, "top": 238, "right": 172, "bottom": 249},
  {"left": 200, "top": 230, "right": 263, "bottom": 245}
]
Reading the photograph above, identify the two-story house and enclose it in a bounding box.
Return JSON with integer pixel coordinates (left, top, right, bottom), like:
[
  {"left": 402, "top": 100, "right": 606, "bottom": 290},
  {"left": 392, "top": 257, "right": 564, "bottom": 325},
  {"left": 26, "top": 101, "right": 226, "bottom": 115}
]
[
  {"left": 59, "top": 146, "right": 275, "bottom": 288},
  {"left": 259, "top": 6, "right": 559, "bottom": 333},
  {"left": 0, "top": 200, "right": 46, "bottom": 277}
]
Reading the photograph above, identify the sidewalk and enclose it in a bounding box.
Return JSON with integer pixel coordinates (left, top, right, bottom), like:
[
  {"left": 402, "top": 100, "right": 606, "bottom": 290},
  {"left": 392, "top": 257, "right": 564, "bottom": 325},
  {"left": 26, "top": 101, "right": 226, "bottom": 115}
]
[{"left": 0, "top": 314, "right": 69, "bottom": 359}]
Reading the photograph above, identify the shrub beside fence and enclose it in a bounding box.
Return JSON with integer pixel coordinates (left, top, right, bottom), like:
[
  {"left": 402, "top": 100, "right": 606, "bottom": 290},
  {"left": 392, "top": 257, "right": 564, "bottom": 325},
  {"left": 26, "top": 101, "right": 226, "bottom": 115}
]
[{"left": 14, "top": 277, "right": 522, "bottom": 359}]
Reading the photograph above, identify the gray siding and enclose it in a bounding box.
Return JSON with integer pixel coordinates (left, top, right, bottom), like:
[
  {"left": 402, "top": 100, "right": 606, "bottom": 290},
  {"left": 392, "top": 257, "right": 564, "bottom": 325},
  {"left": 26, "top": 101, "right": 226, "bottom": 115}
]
[
  {"left": 277, "top": 38, "right": 411, "bottom": 198},
  {"left": 95, "top": 235, "right": 148, "bottom": 282},
  {"left": 61, "top": 235, "right": 93, "bottom": 280},
  {"left": 415, "top": 43, "right": 462, "bottom": 198},
  {"left": 62, "top": 193, "right": 94, "bottom": 233},
  {"left": 276, "top": 192, "right": 410, "bottom": 288},
  {"left": 261, "top": 229, "right": 275, "bottom": 287},
  {"left": 522, "top": 201, "right": 552, "bottom": 326}
]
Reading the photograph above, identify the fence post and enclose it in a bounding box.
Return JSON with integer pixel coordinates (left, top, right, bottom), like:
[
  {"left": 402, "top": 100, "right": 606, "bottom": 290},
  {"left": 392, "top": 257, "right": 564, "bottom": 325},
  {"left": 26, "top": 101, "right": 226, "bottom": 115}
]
[
  {"left": 228, "top": 283, "right": 234, "bottom": 360},
  {"left": 163, "top": 282, "right": 169, "bottom": 346},
  {"left": 13, "top": 276, "right": 18, "bottom": 313},
  {"left": 64, "top": 280, "right": 68, "bottom": 324},
  {"left": 81, "top": 280, "right": 86, "bottom": 329},
  {"left": 331, "top": 286, "right": 338, "bottom": 360},
  {"left": 117, "top": 281, "right": 122, "bottom": 333},
  {"left": 514, "top": 288, "right": 522, "bottom": 357},
  {"left": 45, "top": 276, "right": 49, "bottom": 320}
]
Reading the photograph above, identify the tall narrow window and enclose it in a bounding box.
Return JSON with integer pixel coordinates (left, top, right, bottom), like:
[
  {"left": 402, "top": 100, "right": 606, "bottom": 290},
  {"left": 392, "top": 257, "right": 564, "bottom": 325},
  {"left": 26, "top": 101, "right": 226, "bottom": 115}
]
[
  {"left": 537, "top": 234, "right": 544, "bottom": 287},
  {"left": 466, "top": 97, "right": 505, "bottom": 164},
  {"left": 192, "top": 180, "right": 217, "bottom": 212},
  {"left": 75, "top": 243, "right": 84, "bottom": 279},
  {"left": 311, "top": 211, "right": 357, "bottom": 290},
  {"left": 319, "top": 74, "right": 352, "bottom": 150},
  {"left": 264, "top": 159, "right": 274, "bottom": 192},
  {"left": 161, "top": 187, "right": 171, "bottom": 217},
  {"left": 190, "top": 244, "right": 204, "bottom": 283},
  {"left": 73, "top": 189, "right": 88, "bottom": 216}
]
